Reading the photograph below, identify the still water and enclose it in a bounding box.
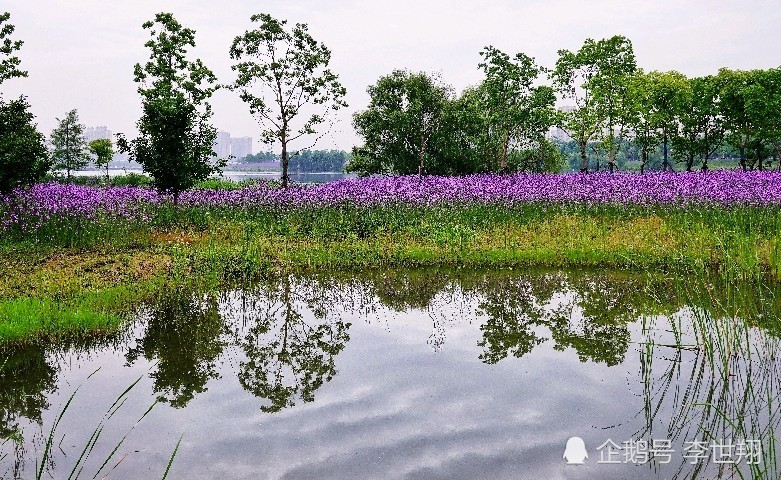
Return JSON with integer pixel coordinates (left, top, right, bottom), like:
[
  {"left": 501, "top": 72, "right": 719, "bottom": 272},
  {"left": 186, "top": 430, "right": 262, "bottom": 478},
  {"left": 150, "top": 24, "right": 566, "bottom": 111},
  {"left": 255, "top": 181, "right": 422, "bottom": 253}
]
[{"left": 1, "top": 269, "right": 780, "bottom": 479}]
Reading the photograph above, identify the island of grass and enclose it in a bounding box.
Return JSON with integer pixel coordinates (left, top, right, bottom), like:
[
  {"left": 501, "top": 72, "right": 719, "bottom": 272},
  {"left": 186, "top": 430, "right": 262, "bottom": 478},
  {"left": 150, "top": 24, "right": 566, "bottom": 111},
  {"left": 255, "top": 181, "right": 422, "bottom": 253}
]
[{"left": 2, "top": 170, "right": 781, "bottom": 346}]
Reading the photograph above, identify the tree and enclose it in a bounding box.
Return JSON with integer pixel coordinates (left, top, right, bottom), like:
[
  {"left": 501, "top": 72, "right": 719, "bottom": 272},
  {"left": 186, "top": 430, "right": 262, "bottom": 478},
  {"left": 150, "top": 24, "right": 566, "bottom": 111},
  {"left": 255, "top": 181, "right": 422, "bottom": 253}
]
[
  {"left": 626, "top": 71, "right": 691, "bottom": 173},
  {"left": 753, "top": 68, "right": 781, "bottom": 169},
  {"left": 0, "top": 97, "right": 49, "bottom": 193},
  {"left": 0, "top": 13, "right": 49, "bottom": 193},
  {"left": 118, "top": 12, "right": 221, "bottom": 203},
  {"left": 0, "top": 12, "right": 26, "bottom": 83},
  {"left": 719, "top": 68, "right": 759, "bottom": 171},
  {"left": 552, "top": 36, "right": 636, "bottom": 172},
  {"left": 50, "top": 109, "right": 88, "bottom": 179},
  {"left": 672, "top": 76, "right": 723, "bottom": 171},
  {"left": 349, "top": 70, "right": 451, "bottom": 177},
  {"left": 229, "top": 13, "right": 347, "bottom": 188},
  {"left": 476, "top": 46, "right": 556, "bottom": 173},
  {"left": 508, "top": 138, "right": 565, "bottom": 173},
  {"left": 643, "top": 71, "right": 688, "bottom": 172},
  {"left": 88, "top": 138, "right": 113, "bottom": 181}
]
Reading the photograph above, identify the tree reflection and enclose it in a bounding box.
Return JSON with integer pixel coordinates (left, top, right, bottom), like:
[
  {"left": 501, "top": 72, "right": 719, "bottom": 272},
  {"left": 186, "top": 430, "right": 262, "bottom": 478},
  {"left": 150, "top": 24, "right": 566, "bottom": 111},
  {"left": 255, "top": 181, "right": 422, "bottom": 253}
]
[
  {"left": 471, "top": 271, "right": 648, "bottom": 366},
  {"left": 477, "top": 279, "right": 549, "bottom": 364},
  {"left": 234, "top": 275, "right": 351, "bottom": 413},
  {"left": 0, "top": 346, "right": 56, "bottom": 439},
  {"left": 126, "top": 291, "right": 227, "bottom": 408},
  {"left": 0, "top": 346, "right": 57, "bottom": 479}
]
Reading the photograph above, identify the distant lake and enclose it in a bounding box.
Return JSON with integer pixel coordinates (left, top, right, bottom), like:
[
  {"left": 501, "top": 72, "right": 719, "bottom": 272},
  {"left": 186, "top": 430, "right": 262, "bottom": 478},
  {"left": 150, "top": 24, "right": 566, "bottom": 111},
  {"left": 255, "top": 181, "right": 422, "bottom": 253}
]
[{"left": 72, "top": 169, "right": 355, "bottom": 184}]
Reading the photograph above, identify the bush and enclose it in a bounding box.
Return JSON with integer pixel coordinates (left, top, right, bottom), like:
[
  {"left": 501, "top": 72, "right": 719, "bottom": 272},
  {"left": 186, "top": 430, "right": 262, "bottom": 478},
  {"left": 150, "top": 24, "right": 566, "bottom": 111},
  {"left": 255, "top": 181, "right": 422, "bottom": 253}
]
[
  {"left": 111, "top": 173, "right": 153, "bottom": 188},
  {"left": 0, "top": 96, "right": 50, "bottom": 193}
]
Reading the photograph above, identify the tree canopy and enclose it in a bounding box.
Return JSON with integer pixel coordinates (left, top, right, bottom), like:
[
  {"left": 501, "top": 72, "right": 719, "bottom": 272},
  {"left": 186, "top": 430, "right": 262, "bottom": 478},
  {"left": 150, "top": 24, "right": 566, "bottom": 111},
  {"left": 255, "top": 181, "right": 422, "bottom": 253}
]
[
  {"left": 118, "top": 12, "right": 221, "bottom": 202},
  {"left": 50, "top": 109, "right": 88, "bottom": 179},
  {"left": 229, "top": 13, "right": 347, "bottom": 188}
]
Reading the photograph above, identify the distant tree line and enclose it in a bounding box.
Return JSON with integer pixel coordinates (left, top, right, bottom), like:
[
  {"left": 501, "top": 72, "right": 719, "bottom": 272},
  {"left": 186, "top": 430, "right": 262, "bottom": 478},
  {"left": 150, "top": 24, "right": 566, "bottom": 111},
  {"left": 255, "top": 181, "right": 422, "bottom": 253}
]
[{"left": 243, "top": 149, "right": 349, "bottom": 172}]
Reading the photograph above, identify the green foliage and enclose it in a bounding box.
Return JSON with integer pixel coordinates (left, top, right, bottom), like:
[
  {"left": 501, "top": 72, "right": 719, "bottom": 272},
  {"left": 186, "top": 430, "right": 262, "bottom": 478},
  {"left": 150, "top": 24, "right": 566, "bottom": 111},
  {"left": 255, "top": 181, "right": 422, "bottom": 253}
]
[
  {"left": 625, "top": 70, "right": 689, "bottom": 172},
  {"left": 475, "top": 46, "right": 557, "bottom": 173},
  {"left": 87, "top": 138, "right": 114, "bottom": 180},
  {"left": 508, "top": 138, "right": 565, "bottom": 173},
  {"left": 349, "top": 70, "right": 452, "bottom": 176},
  {"left": 118, "top": 12, "right": 222, "bottom": 202},
  {"left": 110, "top": 172, "right": 152, "bottom": 188},
  {"left": 672, "top": 75, "right": 723, "bottom": 171},
  {"left": 242, "top": 151, "right": 278, "bottom": 163},
  {"left": 0, "top": 12, "right": 26, "bottom": 84},
  {"left": 0, "top": 96, "right": 49, "bottom": 193},
  {"left": 551, "top": 35, "right": 637, "bottom": 173},
  {"left": 229, "top": 13, "right": 347, "bottom": 188},
  {"left": 50, "top": 109, "right": 89, "bottom": 179},
  {"left": 289, "top": 149, "right": 349, "bottom": 172}
]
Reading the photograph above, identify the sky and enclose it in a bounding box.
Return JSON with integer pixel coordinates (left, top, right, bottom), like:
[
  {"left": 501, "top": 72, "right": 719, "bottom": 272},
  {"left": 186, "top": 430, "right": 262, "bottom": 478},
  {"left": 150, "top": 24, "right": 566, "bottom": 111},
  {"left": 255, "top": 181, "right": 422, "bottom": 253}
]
[{"left": 1, "top": 0, "right": 780, "bottom": 153}]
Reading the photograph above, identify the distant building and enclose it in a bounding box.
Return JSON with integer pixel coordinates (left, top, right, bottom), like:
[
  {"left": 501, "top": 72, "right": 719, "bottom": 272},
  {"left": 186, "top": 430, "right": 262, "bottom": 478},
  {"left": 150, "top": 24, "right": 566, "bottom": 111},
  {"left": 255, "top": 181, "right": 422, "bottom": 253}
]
[
  {"left": 547, "top": 106, "right": 574, "bottom": 142},
  {"left": 84, "top": 126, "right": 112, "bottom": 143},
  {"left": 214, "top": 131, "right": 231, "bottom": 159},
  {"left": 230, "top": 136, "right": 252, "bottom": 161}
]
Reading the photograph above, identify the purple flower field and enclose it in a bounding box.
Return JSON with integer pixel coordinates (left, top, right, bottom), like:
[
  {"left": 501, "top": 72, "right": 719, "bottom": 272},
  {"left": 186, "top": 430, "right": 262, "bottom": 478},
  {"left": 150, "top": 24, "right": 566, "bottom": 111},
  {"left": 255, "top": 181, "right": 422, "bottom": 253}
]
[{"left": 2, "top": 170, "right": 781, "bottom": 232}]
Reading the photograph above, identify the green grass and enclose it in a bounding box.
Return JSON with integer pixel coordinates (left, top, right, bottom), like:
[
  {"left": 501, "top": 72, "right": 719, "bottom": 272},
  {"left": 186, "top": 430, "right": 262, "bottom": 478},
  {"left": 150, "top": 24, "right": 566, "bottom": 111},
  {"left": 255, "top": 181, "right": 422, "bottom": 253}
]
[
  {"left": 2, "top": 200, "right": 781, "bottom": 344},
  {"left": 0, "top": 298, "right": 120, "bottom": 346}
]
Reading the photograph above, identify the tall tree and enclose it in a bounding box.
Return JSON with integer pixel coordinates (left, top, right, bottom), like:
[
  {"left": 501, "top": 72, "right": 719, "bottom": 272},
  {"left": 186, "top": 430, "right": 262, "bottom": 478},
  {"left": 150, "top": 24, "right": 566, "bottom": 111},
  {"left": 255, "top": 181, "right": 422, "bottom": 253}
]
[
  {"left": 0, "top": 12, "right": 26, "bottom": 83},
  {"left": 118, "top": 12, "right": 221, "bottom": 203},
  {"left": 88, "top": 138, "right": 114, "bottom": 181},
  {"left": 671, "top": 76, "right": 723, "bottom": 171},
  {"left": 719, "top": 68, "right": 762, "bottom": 171},
  {"left": 0, "top": 13, "right": 49, "bottom": 193},
  {"left": 588, "top": 36, "right": 637, "bottom": 173},
  {"left": 621, "top": 70, "right": 688, "bottom": 173},
  {"left": 477, "top": 46, "right": 556, "bottom": 173},
  {"left": 50, "top": 109, "right": 88, "bottom": 179},
  {"left": 229, "top": 13, "right": 347, "bottom": 188},
  {"left": 647, "top": 71, "right": 688, "bottom": 172},
  {"left": 0, "top": 97, "right": 49, "bottom": 193},
  {"left": 753, "top": 68, "right": 781, "bottom": 169},
  {"left": 551, "top": 36, "right": 636, "bottom": 172},
  {"left": 349, "top": 70, "right": 451, "bottom": 177}
]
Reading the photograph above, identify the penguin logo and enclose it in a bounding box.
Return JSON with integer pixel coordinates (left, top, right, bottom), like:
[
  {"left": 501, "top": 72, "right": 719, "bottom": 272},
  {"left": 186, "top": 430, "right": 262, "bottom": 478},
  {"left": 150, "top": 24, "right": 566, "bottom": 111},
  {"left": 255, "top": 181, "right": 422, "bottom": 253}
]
[{"left": 563, "top": 437, "right": 588, "bottom": 464}]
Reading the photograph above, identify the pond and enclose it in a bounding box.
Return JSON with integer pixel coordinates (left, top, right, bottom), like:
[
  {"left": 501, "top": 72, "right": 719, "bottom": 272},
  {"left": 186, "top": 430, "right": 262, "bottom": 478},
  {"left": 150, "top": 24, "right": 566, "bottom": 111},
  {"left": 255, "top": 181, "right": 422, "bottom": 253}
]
[{"left": 1, "top": 269, "right": 780, "bottom": 479}]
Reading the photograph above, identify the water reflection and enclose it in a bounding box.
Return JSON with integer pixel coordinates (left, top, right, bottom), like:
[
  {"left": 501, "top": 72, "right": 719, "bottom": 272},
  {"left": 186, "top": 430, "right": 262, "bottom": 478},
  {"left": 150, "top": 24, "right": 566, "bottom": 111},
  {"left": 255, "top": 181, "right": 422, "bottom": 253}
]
[
  {"left": 1, "top": 268, "right": 780, "bottom": 479},
  {"left": 229, "top": 275, "right": 351, "bottom": 413},
  {"left": 126, "top": 291, "right": 228, "bottom": 408}
]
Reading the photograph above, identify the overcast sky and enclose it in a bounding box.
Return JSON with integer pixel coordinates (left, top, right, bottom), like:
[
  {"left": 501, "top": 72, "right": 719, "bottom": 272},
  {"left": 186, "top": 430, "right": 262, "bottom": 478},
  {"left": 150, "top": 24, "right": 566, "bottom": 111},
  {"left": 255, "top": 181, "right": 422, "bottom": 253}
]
[{"left": 1, "top": 0, "right": 780, "bottom": 152}]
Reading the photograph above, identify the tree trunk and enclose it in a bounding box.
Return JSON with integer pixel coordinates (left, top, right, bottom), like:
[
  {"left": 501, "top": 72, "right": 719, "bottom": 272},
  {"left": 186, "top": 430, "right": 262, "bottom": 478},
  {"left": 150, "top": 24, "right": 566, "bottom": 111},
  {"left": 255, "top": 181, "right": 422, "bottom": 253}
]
[
  {"left": 418, "top": 134, "right": 429, "bottom": 184},
  {"left": 701, "top": 156, "right": 709, "bottom": 172},
  {"left": 607, "top": 148, "right": 616, "bottom": 173},
  {"left": 281, "top": 134, "right": 289, "bottom": 189},
  {"left": 500, "top": 132, "right": 509, "bottom": 174},
  {"left": 662, "top": 134, "right": 669, "bottom": 172},
  {"left": 579, "top": 141, "right": 587, "bottom": 173},
  {"left": 640, "top": 147, "right": 648, "bottom": 174},
  {"left": 739, "top": 145, "right": 746, "bottom": 171}
]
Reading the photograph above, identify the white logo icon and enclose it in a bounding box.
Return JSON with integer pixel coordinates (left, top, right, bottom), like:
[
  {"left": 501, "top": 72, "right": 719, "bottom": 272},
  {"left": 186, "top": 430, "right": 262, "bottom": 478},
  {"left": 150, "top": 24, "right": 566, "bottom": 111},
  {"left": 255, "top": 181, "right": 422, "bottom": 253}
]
[{"left": 564, "top": 437, "right": 588, "bottom": 464}]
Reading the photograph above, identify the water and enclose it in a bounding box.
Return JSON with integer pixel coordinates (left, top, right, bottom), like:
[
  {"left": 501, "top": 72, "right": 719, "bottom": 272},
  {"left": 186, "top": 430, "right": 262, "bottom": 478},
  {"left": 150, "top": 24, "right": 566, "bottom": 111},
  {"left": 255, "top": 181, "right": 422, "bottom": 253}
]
[{"left": 1, "top": 269, "right": 780, "bottom": 479}]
